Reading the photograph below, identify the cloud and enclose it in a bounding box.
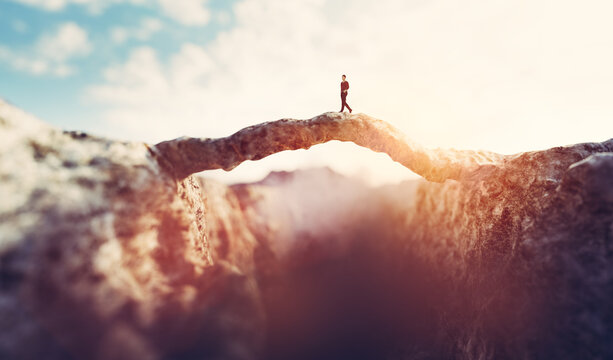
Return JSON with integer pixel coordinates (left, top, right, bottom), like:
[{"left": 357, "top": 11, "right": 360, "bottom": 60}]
[
  {"left": 110, "top": 17, "right": 164, "bottom": 44},
  {"left": 92, "top": 47, "right": 168, "bottom": 104},
  {"left": 0, "top": 22, "right": 92, "bottom": 77},
  {"left": 215, "top": 10, "right": 231, "bottom": 26},
  {"left": 158, "top": 0, "right": 210, "bottom": 26},
  {"left": 37, "top": 22, "right": 92, "bottom": 61},
  {"left": 87, "top": 0, "right": 613, "bottom": 185},
  {"left": 8, "top": 0, "right": 146, "bottom": 14},
  {"left": 10, "top": 0, "right": 212, "bottom": 26},
  {"left": 110, "top": 28, "right": 129, "bottom": 44},
  {"left": 9, "top": 0, "right": 67, "bottom": 11},
  {"left": 87, "top": 0, "right": 420, "bottom": 184}
]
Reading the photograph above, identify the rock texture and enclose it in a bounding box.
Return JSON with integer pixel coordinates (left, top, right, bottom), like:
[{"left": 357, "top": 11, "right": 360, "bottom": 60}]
[
  {"left": 154, "top": 112, "right": 502, "bottom": 182},
  {"left": 1, "top": 97, "right": 613, "bottom": 359},
  {"left": 0, "top": 99, "right": 261, "bottom": 360}
]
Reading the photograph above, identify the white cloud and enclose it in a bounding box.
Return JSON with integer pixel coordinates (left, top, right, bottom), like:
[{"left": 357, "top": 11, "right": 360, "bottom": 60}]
[
  {"left": 10, "top": 0, "right": 211, "bottom": 26},
  {"left": 10, "top": 0, "right": 67, "bottom": 11},
  {"left": 0, "top": 22, "right": 92, "bottom": 77},
  {"left": 140, "top": 17, "right": 163, "bottom": 34},
  {"left": 110, "top": 28, "right": 129, "bottom": 44},
  {"left": 110, "top": 17, "right": 164, "bottom": 44},
  {"left": 215, "top": 10, "right": 231, "bottom": 26},
  {"left": 158, "top": 0, "right": 210, "bottom": 26},
  {"left": 88, "top": 0, "right": 613, "bottom": 185},
  {"left": 9, "top": 0, "right": 146, "bottom": 14},
  {"left": 93, "top": 47, "right": 168, "bottom": 103},
  {"left": 37, "top": 22, "right": 92, "bottom": 61}
]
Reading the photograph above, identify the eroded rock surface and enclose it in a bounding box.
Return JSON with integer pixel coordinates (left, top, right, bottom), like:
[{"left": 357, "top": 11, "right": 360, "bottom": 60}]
[
  {"left": 154, "top": 112, "right": 502, "bottom": 182},
  {"left": 1, "top": 98, "right": 613, "bottom": 359},
  {"left": 0, "top": 100, "right": 261, "bottom": 360}
]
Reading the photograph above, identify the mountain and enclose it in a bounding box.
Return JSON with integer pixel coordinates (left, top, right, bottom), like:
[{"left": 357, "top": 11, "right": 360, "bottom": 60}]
[{"left": 1, "top": 98, "right": 612, "bottom": 359}]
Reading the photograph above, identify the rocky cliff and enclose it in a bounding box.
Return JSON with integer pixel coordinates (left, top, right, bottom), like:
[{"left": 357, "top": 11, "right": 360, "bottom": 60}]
[{"left": 1, "top": 98, "right": 612, "bottom": 359}]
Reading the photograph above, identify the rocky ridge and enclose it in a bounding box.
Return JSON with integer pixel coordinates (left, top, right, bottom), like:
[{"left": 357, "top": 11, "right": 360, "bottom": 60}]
[{"left": 1, "top": 98, "right": 612, "bottom": 359}]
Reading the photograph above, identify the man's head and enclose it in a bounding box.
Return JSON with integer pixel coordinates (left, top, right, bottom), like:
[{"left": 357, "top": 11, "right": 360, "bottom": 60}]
[{"left": 342, "top": 74, "right": 346, "bottom": 80}]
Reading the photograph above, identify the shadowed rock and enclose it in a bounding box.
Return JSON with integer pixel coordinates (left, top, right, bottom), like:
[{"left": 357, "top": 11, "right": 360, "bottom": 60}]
[
  {"left": 0, "top": 99, "right": 261, "bottom": 360},
  {"left": 2, "top": 97, "right": 613, "bottom": 360}
]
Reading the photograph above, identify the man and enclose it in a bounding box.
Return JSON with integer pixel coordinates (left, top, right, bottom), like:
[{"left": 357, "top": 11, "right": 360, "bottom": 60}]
[{"left": 340, "top": 74, "right": 352, "bottom": 113}]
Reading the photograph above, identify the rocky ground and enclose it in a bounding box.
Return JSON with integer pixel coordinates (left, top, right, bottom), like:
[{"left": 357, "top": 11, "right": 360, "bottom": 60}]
[{"left": 1, "top": 98, "right": 612, "bottom": 359}]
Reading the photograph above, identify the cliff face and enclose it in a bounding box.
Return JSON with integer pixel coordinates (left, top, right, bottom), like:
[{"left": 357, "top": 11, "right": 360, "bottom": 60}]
[
  {"left": 0, "top": 100, "right": 261, "bottom": 360},
  {"left": 1, "top": 98, "right": 612, "bottom": 359},
  {"left": 205, "top": 152, "right": 613, "bottom": 359},
  {"left": 396, "top": 146, "right": 613, "bottom": 358}
]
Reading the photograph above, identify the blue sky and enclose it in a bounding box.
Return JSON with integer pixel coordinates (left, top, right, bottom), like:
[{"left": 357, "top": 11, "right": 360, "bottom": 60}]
[
  {"left": 0, "top": 0, "right": 237, "bottom": 131},
  {"left": 2, "top": 0, "right": 613, "bottom": 185}
]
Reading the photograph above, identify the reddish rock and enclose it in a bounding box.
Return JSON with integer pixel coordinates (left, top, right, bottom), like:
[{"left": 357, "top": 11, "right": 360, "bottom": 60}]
[{"left": 1, "top": 97, "right": 612, "bottom": 359}]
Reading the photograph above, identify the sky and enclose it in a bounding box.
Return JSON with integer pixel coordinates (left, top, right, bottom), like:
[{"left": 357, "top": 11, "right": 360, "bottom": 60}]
[{"left": 1, "top": 0, "right": 613, "bottom": 185}]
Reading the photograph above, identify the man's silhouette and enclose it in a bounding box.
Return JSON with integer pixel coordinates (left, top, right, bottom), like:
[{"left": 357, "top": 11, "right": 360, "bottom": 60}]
[{"left": 340, "top": 74, "right": 352, "bottom": 113}]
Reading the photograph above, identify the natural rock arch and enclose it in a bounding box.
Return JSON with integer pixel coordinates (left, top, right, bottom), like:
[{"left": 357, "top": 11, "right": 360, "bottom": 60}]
[{"left": 154, "top": 112, "right": 504, "bottom": 182}]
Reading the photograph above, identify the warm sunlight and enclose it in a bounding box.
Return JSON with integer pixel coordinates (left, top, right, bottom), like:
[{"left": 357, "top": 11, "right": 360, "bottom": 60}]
[
  {"left": 2, "top": 1, "right": 612, "bottom": 359},
  {"left": 2, "top": 0, "right": 612, "bottom": 185}
]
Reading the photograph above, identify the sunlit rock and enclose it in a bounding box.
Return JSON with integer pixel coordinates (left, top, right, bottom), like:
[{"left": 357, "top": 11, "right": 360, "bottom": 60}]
[{"left": 1, "top": 97, "right": 612, "bottom": 359}]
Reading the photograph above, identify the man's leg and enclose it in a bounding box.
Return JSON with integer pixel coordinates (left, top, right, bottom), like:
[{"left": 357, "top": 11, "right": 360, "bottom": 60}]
[
  {"left": 346, "top": 100, "right": 352, "bottom": 113},
  {"left": 340, "top": 95, "right": 346, "bottom": 112}
]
